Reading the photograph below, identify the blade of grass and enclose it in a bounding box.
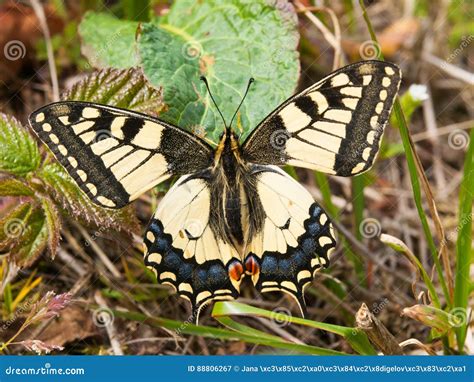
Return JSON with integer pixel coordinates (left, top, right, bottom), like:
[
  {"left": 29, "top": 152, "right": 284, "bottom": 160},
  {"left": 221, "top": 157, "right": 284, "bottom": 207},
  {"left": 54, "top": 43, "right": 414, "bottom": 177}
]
[
  {"left": 11, "top": 274, "right": 42, "bottom": 311},
  {"left": 215, "top": 316, "right": 285, "bottom": 342},
  {"left": 111, "top": 308, "right": 346, "bottom": 355},
  {"left": 358, "top": 0, "right": 448, "bottom": 308},
  {"left": 314, "top": 172, "right": 365, "bottom": 282},
  {"left": 212, "top": 301, "right": 376, "bottom": 355},
  {"left": 3, "top": 282, "right": 13, "bottom": 317},
  {"left": 351, "top": 175, "right": 367, "bottom": 284},
  {"left": 314, "top": 171, "right": 337, "bottom": 216},
  {"left": 454, "top": 127, "right": 474, "bottom": 351}
]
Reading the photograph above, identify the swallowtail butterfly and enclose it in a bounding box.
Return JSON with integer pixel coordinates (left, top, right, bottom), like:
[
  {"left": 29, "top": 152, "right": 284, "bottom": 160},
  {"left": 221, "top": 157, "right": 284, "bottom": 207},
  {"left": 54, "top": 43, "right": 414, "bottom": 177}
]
[{"left": 29, "top": 61, "right": 401, "bottom": 322}]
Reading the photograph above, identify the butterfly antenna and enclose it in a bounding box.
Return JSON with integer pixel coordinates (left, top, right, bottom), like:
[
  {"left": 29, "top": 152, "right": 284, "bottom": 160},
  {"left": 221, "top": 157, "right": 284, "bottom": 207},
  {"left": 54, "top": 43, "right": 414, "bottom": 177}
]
[
  {"left": 229, "top": 77, "right": 254, "bottom": 129},
  {"left": 200, "top": 76, "right": 227, "bottom": 127}
]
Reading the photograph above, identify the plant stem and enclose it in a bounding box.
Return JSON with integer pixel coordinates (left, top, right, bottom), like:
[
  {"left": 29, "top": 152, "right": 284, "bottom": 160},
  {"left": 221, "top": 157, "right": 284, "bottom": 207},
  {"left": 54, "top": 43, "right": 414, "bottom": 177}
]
[{"left": 454, "top": 126, "right": 474, "bottom": 351}]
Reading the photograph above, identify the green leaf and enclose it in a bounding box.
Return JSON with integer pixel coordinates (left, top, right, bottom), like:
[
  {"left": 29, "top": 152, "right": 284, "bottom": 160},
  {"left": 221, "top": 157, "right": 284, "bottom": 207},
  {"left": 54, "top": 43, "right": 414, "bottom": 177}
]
[
  {"left": 141, "top": 0, "right": 300, "bottom": 142},
  {"left": 402, "top": 304, "right": 464, "bottom": 338},
  {"left": 14, "top": 207, "right": 49, "bottom": 268},
  {"left": 111, "top": 308, "right": 346, "bottom": 355},
  {"left": 38, "top": 162, "right": 139, "bottom": 233},
  {"left": 212, "top": 301, "right": 376, "bottom": 355},
  {"left": 380, "top": 233, "right": 440, "bottom": 308},
  {"left": 0, "top": 202, "right": 32, "bottom": 245},
  {"left": 40, "top": 197, "right": 62, "bottom": 258},
  {"left": 79, "top": 12, "right": 140, "bottom": 68},
  {"left": 0, "top": 177, "right": 35, "bottom": 197},
  {"left": 0, "top": 203, "right": 48, "bottom": 268},
  {"left": 63, "top": 67, "right": 165, "bottom": 116},
  {"left": 454, "top": 127, "right": 474, "bottom": 350},
  {"left": 379, "top": 142, "right": 405, "bottom": 159},
  {"left": 0, "top": 113, "right": 41, "bottom": 177}
]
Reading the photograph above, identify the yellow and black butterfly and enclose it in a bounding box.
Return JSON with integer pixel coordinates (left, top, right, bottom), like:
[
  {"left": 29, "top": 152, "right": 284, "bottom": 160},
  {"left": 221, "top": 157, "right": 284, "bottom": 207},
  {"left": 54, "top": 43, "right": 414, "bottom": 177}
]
[{"left": 29, "top": 60, "right": 401, "bottom": 321}]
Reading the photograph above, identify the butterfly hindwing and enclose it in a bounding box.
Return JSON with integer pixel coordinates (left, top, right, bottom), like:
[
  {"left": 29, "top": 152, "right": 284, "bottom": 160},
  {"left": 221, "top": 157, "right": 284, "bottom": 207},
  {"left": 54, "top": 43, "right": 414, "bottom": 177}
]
[
  {"left": 242, "top": 60, "right": 401, "bottom": 176},
  {"left": 29, "top": 102, "right": 214, "bottom": 208},
  {"left": 244, "top": 166, "right": 336, "bottom": 315},
  {"left": 144, "top": 174, "right": 243, "bottom": 321}
]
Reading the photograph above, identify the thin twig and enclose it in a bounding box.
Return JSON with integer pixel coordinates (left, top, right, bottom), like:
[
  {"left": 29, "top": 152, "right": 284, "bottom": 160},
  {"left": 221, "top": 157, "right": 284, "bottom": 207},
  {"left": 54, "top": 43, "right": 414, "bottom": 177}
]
[
  {"left": 94, "top": 292, "right": 124, "bottom": 355},
  {"left": 30, "top": 0, "right": 60, "bottom": 101},
  {"left": 422, "top": 52, "right": 474, "bottom": 85},
  {"left": 57, "top": 249, "right": 88, "bottom": 277},
  {"left": 294, "top": 1, "right": 342, "bottom": 69},
  {"left": 412, "top": 120, "right": 474, "bottom": 142},
  {"left": 73, "top": 222, "right": 123, "bottom": 279}
]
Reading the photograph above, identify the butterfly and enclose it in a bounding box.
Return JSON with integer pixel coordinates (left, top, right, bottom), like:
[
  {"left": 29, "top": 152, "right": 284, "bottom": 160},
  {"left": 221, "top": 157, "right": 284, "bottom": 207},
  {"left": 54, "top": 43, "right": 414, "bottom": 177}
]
[{"left": 29, "top": 60, "right": 401, "bottom": 322}]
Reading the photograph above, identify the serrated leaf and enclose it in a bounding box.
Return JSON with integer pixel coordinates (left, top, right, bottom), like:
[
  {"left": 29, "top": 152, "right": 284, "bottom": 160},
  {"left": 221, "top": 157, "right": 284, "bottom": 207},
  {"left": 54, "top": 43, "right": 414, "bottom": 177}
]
[
  {"left": 14, "top": 207, "right": 49, "bottom": 268},
  {"left": 0, "top": 202, "right": 48, "bottom": 267},
  {"left": 0, "top": 202, "right": 32, "bottom": 244},
  {"left": 41, "top": 197, "right": 62, "bottom": 258},
  {"left": 38, "top": 162, "right": 139, "bottom": 234},
  {"left": 79, "top": 12, "right": 140, "bottom": 68},
  {"left": 141, "top": 0, "right": 300, "bottom": 142},
  {"left": 0, "top": 177, "right": 35, "bottom": 197},
  {"left": 0, "top": 113, "right": 41, "bottom": 176},
  {"left": 63, "top": 67, "right": 165, "bottom": 116}
]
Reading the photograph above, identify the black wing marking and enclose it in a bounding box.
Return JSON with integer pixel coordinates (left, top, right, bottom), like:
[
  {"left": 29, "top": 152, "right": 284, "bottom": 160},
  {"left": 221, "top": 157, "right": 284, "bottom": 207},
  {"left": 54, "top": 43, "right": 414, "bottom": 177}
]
[
  {"left": 29, "top": 101, "right": 214, "bottom": 208},
  {"left": 242, "top": 60, "right": 401, "bottom": 176}
]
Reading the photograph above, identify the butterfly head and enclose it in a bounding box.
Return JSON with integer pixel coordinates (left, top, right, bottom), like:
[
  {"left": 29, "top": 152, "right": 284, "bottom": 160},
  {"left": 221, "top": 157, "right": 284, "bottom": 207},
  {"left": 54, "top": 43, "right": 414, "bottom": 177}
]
[{"left": 200, "top": 76, "right": 254, "bottom": 137}]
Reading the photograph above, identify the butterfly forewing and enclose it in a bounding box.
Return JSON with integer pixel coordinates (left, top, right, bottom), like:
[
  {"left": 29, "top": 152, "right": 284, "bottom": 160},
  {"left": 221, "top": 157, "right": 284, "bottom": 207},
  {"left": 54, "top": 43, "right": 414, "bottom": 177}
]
[
  {"left": 29, "top": 102, "right": 214, "bottom": 208},
  {"left": 242, "top": 60, "right": 401, "bottom": 176}
]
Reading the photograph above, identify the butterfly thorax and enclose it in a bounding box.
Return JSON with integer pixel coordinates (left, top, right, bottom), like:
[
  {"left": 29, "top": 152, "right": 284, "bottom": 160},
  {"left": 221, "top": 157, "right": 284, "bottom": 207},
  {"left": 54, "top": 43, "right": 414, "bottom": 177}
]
[{"left": 208, "top": 130, "right": 258, "bottom": 253}]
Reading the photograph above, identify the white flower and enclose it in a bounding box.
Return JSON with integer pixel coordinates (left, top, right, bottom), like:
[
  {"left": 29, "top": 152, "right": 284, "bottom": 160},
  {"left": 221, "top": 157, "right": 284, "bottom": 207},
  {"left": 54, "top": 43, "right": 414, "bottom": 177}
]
[{"left": 408, "top": 84, "right": 429, "bottom": 102}]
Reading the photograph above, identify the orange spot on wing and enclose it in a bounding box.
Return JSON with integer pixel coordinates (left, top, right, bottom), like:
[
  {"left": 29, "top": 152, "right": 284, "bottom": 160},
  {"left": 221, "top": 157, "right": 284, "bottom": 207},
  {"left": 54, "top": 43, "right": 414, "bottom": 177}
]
[
  {"left": 245, "top": 255, "right": 260, "bottom": 276},
  {"left": 228, "top": 261, "right": 244, "bottom": 281}
]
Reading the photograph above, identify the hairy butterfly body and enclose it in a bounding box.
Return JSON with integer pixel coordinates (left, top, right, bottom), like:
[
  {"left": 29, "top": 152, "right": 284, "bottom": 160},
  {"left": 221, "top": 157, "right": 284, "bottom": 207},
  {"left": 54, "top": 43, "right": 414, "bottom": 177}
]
[{"left": 29, "top": 61, "right": 401, "bottom": 322}]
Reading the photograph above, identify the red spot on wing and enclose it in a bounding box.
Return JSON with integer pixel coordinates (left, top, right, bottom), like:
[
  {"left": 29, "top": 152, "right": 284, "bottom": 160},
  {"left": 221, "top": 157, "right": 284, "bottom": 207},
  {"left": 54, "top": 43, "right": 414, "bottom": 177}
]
[
  {"left": 244, "top": 254, "right": 260, "bottom": 276},
  {"left": 228, "top": 260, "right": 244, "bottom": 281}
]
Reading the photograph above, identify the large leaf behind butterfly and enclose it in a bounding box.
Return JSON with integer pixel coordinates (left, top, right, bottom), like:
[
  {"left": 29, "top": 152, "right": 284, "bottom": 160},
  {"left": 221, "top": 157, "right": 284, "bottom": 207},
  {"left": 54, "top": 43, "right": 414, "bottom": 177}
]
[{"left": 79, "top": 0, "right": 300, "bottom": 143}]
